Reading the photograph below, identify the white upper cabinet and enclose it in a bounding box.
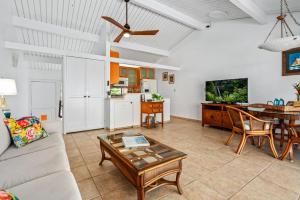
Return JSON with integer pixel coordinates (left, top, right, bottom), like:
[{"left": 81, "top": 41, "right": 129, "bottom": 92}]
[{"left": 65, "top": 57, "right": 86, "bottom": 97}]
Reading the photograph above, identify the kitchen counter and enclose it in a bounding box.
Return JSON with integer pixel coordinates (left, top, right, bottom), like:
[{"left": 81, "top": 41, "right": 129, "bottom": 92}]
[{"left": 105, "top": 94, "right": 170, "bottom": 131}]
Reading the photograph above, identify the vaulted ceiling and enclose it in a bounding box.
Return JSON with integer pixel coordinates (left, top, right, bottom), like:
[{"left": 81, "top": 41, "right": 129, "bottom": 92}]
[{"left": 8, "top": 0, "right": 300, "bottom": 68}]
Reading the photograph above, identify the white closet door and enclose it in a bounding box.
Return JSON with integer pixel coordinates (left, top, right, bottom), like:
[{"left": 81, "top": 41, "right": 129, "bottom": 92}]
[
  {"left": 86, "top": 59, "right": 105, "bottom": 98},
  {"left": 66, "top": 57, "right": 86, "bottom": 97},
  {"left": 114, "top": 101, "right": 133, "bottom": 128},
  {"left": 65, "top": 98, "right": 86, "bottom": 132},
  {"left": 86, "top": 98, "right": 104, "bottom": 129}
]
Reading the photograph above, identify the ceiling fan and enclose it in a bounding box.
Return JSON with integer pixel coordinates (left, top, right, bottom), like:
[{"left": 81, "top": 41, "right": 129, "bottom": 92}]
[{"left": 101, "top": 0, "right": 159, "bottom": 43}]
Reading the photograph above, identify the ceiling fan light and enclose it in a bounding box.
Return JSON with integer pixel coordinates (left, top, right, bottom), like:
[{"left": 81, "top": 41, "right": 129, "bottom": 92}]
[
  {"left": 258, "top": 36, "right": 300, "bottom": 52},
  {"left": 124, "top": 32, "right": 130, "bottom": 38}
]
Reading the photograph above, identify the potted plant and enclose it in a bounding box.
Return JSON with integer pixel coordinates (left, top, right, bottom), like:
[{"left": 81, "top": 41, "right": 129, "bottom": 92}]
[
  {"left": 152, "top": 93, "right": 163, "bottom": 101},
  {"left": 293, "top": 82, "right": 300, "bottom": 94}
]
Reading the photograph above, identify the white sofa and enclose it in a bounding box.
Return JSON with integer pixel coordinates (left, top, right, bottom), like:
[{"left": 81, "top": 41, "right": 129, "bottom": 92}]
[{"left": 0, "top": 114, "right": 82, "bottom": 200}]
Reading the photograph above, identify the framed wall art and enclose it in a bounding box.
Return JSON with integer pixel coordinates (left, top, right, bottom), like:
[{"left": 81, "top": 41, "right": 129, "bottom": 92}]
[{"left": 282, "top": 47, "right": 300, "bottom": 76}]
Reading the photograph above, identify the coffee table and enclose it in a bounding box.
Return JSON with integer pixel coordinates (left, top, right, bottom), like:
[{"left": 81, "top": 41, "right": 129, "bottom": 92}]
[{"left": 97, "top": 132, "right": 187, "bottom": 200}]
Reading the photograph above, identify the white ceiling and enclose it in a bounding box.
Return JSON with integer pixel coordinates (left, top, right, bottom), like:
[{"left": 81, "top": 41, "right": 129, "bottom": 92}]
[
  {"left": 152, "top": 0, "right": 249, "bottom": 22},
  {"left": 153, "top": 0, "right": 300, "bottom": 23},
  {"left": 9, "top": 0, "right": 300, "bottom": 65},
  {"left": 12, "top": 0, "right": 193, "bottom": 53},
  {"left": 253, "top": 0, "right": 300, "bottom": 14}
]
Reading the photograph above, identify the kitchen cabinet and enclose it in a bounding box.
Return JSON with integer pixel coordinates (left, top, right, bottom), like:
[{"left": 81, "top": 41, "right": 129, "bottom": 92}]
[
  {"left": 119, "top": 67, "right": 141, "bottom": 92},
  {"left": 105, "top": 94, "right": 171, "bottom": 131},
  {"left": 140, "top": 68, "right": 155, "bottom": 79},
  {"left": 114, "top": 101, "right": 134, "bottom": 128},
  {"left": 128, "top": 68, "right": 137, "bottom": 87},
  {"left": 110, "top": 51, "right": 120, "bottom": 85},
  {"left": 64, "top": 57, "right": 105, "bottom": 133}
]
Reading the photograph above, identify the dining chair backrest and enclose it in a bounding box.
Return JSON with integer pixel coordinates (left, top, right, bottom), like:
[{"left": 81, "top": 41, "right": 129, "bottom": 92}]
[{"left": 226, "top": 106, "right": 245, "bottom": 130}]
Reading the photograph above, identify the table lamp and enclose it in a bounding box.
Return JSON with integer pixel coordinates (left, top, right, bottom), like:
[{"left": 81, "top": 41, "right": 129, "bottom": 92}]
[{"left": 0, "top": 79, "right": 17, "bottom": 109}]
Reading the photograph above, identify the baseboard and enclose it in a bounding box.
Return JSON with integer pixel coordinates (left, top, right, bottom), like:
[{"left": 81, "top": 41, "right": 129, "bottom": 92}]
[{"left": 171, "top": 115, "right": 201, "bottom": 123}]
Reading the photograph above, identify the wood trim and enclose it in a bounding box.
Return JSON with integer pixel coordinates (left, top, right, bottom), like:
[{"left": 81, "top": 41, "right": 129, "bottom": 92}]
[{"left": 171, "top": 115, "right": 201, "bottom": 123}]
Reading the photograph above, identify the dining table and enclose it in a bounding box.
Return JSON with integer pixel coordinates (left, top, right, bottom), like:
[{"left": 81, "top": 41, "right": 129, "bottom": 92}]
[{"left": 247, "top": 107, "right": 300, "bottom": 161}]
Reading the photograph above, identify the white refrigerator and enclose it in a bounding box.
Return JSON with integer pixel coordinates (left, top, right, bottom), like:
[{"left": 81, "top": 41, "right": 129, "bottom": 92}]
[{"left": 141, "top": 79, "right": 157, "bottom": 94}]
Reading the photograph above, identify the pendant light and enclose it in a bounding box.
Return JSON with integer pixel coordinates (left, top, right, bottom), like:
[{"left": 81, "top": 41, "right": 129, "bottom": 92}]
[{"left": 258, "top": 0, "right": 300, "bottom": 52}]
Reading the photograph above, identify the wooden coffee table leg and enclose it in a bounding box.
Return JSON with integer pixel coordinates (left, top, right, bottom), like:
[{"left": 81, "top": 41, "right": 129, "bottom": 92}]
[
  {"left": 176, "top": 160, "right": 183, "bottom": 195},
  {"left": 176, "top": 172, "right": 183, "bottom": 195},
  {"left": 137, "top": 188, "right": 145, "bottom": 200},
  {"left": 99, "top": 143, "right": 106, "bottom": 165}
]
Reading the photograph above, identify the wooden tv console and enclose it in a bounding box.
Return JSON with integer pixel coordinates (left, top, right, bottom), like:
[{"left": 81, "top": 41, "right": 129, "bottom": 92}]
[{"left": 202, "top": 103, "right": 246, "bottom": 129}]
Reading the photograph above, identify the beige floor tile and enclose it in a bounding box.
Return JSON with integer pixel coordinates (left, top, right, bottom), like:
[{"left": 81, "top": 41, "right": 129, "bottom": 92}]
[
  {"left": 198, "top": 157, "right": 270, "bottom": 199},
  {"left": 231, "top": 177, "right": 299, "bottom": 200},
  {"left": 77, "top": 178, "right": 100, "bottom": 200},
  {"left": 82, "top": 151, "right": 102, "bottom": 164},
  {"left": 101, "top": 186, "right": 136, "bottom": 200},
  {"left": 67, "top": 148, "right": 81, "bottom": 157},
  {"left": 69, "top": 155, "right": 86, "bottom": 169},
  {"left": 158, "top": 193, "right": 188, "bottom": 200},
  {"left": 79, "top": 145, "right": 101, "bottom": 155},
  {"left": 259, "top": 162, "right": 300, "bottom": 194},
  {"left": 72, "top": 165, "right": 91, "bottom": 182},
  {"left": 64, "top": 118, "right": 300, "bottom": 200},
  {"left": 93, "top": 171, "right": 132, "bottom": 195},
  {"left": 183, "top": 180, "right": 226, "bottom": 200},
  {"left": 91, "top": 197, "right": 103, "bottom": 200},
  {"left": 146, "top": 186, "right": 181, "bottom": 200},
  {"left": 100, "top": 178, "right": 180, "bottom": 200},
  {"left": 87, "top": 161, "right": 116, "bottom": 177}
]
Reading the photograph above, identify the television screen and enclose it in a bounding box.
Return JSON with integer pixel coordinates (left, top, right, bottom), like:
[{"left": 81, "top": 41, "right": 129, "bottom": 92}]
[{"left": 205, "top": 78, "right": 248, "bottom": 103}]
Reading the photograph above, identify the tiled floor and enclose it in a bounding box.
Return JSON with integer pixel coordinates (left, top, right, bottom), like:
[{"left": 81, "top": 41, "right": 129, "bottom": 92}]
[{"left": 64, "top": 118, "right": 300, "bottom": 200}]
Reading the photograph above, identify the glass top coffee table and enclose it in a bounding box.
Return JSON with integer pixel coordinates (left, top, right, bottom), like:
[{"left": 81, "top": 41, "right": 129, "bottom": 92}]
[{"left": 97, "top": 132, "right": 187, "bottom": 200}]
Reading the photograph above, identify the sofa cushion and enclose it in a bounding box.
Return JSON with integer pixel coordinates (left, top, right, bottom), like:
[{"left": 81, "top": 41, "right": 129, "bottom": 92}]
[
  {"left": 0, "top": 113, "right": 11, "bottom": 155},
  {"left": 8, "top": 171, "right": 81, "bottom": 200},
  {"left": 0, "top": 189, "right": 19, "bottom": 200},
  {"left": 0, "top": 146, "right": 70, "bottom": 189},
  {"left": 4, "top": 117, "right": 48, "bottom": 148},
  {"left": 0, "top": 132, "right": 64, "bottom": 161}
]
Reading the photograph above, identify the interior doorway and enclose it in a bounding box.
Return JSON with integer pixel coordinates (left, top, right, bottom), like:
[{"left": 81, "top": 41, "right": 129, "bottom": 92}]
[
  {"left": 30, "top": 80, "right": 61, "bottom": 121},
  {"left": 30, "top": 80, "right": 63, "bottom": 132}
]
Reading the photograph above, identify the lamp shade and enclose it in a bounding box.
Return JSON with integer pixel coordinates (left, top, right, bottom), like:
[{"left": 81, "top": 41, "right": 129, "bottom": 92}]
[
  {"left": 258, "top": 36, "right": 300, "bottom": 52},
  {"left": 0, "top": 79, "right": 17, "bottom": 95}
]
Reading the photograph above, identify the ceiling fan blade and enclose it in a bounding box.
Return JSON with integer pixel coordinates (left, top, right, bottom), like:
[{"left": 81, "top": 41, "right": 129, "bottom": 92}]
[
  {"left": 130, "top": 30, "right": 159, "bottom": 35},
  {"left": 114, "top": 31, "right": 125, "bottom": 43},
  {"left": 101, "top": 16, "right": 126, "bottom": 31}
]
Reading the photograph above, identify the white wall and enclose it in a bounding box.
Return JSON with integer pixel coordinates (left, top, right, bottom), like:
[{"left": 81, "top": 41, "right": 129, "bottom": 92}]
[
  {"left": 0, "top": 1, "right": 20, "bottom": 117},
  {"left": 0, "top": 0, "right": 63, "bottom": 118},
  {"left": 157, "top": 14, "right": 300, "bottom": 120}
]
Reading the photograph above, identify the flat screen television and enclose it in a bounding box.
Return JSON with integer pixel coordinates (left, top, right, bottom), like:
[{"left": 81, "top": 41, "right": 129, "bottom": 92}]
[{"left": 205, "top": 78, "right": 248, "bottom": 103}]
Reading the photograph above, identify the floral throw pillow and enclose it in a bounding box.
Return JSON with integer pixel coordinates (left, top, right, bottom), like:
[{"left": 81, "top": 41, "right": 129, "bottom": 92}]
[
  {"left": 4, "top": 116, "right": 48, "bottom": 148},
  {"left": 0, "top": 190, "right": 19, "bottom": 200}
]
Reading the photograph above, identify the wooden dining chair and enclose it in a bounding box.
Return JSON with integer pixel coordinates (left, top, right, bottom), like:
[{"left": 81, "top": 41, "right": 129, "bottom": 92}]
[
  {"left": 273, "top": 101, "right": 300, "bottom": 148},
  {"left": 225, "top": 106, "right": 278, "bottom": 158},
  {"left": 280, "top": 127, "right": 300, "bottom": 161}
]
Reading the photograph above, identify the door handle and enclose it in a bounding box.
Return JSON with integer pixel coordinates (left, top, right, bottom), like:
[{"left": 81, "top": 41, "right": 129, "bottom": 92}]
[
  {"left": 88, "top": 96, "right": 91, "bottom": 98},
  {"left": 83, "top": 95, "right": 87, "bottom": 98}
]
